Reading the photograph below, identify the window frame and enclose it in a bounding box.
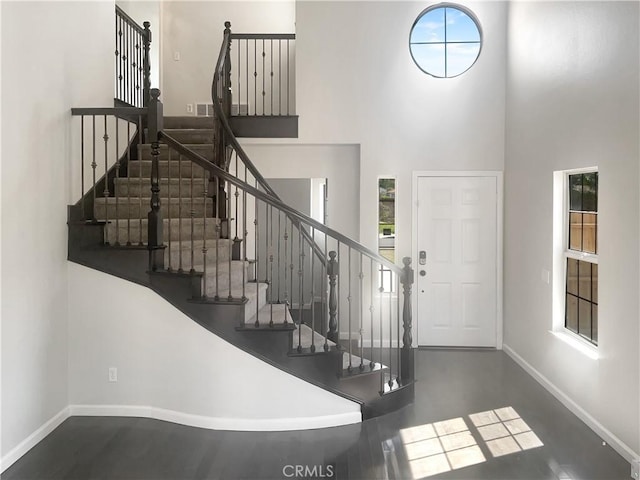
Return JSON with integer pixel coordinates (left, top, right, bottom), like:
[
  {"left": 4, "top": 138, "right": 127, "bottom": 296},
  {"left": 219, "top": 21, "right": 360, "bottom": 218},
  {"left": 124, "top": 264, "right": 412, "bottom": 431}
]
[
  {"left": 561, "top": 167, "right": 599, "bottom": 346},
  {"left": 377, "top": 176, "right": 397, "bottom": 293},
  {"left": 408, "top": 3, "right": 483, "bottom": 79}
]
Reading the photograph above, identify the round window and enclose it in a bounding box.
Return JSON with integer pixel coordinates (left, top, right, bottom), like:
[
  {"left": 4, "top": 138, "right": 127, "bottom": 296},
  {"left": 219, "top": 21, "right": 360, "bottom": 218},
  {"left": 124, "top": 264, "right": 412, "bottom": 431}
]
[{"left": 409, "top": 4, "right": 482, "bottom": 78}]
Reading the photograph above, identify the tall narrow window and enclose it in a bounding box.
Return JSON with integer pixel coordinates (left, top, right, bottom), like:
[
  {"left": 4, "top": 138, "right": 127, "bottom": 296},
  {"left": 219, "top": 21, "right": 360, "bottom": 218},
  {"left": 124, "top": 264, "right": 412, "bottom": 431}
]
[
  {"left": 378, "top": 178, "right": 396, "bottom": 292},
  {"left": 564, "top": 171, "right": 598, "bottom": 345}
]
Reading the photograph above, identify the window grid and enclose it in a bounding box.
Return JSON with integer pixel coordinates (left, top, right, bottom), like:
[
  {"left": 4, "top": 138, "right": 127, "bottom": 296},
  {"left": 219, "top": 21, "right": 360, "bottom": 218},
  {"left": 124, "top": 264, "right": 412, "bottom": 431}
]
[{"left": 564, "top": 171, "right": 598, "bottom": 346}]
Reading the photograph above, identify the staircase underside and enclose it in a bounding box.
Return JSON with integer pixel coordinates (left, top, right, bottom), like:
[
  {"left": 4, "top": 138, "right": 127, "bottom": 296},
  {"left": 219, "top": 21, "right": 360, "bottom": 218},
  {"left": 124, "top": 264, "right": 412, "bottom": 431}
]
[{"left": 68, "top": 241, "right": 413, "bottom": 419}]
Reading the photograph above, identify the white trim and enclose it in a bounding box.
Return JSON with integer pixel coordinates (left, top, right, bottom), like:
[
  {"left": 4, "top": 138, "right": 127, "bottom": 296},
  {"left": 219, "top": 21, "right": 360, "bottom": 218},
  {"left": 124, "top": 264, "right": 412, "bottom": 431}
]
[
  {"left": 503, "top": 344, "right": 636, "bottom": 463},
  {"left": 411, "top": 171, "right": 504, "bottom": 349},
  {"left": 68, "top": 404, "right": 361, "bottom": 432},
  {"left": 0, "top": 407, "right": 71, "bottom": 473}
]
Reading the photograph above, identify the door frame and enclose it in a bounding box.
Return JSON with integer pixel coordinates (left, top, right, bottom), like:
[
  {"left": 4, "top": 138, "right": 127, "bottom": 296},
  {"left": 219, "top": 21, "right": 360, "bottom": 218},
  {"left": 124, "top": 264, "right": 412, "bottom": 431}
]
[{"left": 411, "top": 171, "right": 504, "bottom": 349}]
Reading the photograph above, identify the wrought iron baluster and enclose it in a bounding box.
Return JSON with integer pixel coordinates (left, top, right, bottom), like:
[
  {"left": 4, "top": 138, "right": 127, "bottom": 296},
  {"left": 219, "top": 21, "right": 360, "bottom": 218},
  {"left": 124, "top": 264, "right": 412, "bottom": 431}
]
[
  {"left": 379, "top": 271, "right": 384, "bottom": 394},
  {"left": 114, "top": 119, "right": 120, "bottom": 246},
  {"left": 310, "top": 227, "right": 315, "bottom": 353},
  {"left": 228, "top": 177, "right": 233, "bottom": 301},
  {"left": 396, "top": 271, "right": 401, "bottom": 385},
  {"left": 269, "top": 205, "right": 274, "bottom": 327},
  {"left": 204, "top": 172, "right": 211, "bottom": 299},
  {"left": 283, "top": 217, "right": 289, "bottom": 314},
  {"left": 277, "top": 208, "right": 282, "bottom": 303},
  {"left": 214, "top": 175, "right": 220, "bottom": 300},
  {"left": 389, "top": 281, "right": 393, "bottom": 389},
  {"left": 137, "top": 114, "right": 143, "bottom": 244},
  {"left": 190, "top": 159, "right": 195, "bottom": 272},
  {"left": 178, "top": 154, "right": 183, "bottom": 272},
  {"left": 370, "top": 259, "right": 375, "bottom": 369},
  {"left": 359, "top": 253, "right": 364, "bottom": 371},
  {"left": 91, "top": 116, "right": 97, "bottom": 222},
  {"left": 242, "top": 164, "right": 247, "bottom": 301},
  {"left": 297, "top": 228, "right": 303, "bottom": 353},
  {"left": 347, "top": 247, "right": 352, "bottom": 372},
  {"left": 262, "top": 38, "right": 265, "bottom": 115},
  {"left": 80, "top": 115, "right": 85, "bottom": 220},
  {"left": 254, "top": 190, "right": 259, "bottom": 327},
  {"left": 254, "top": 39, "right": 257, "bottom": 116},
  {"left": 126, "top": 122, "right": 131, "bottom": 244},
  {"left": 167, "top": 148, "right": 172, "bottom": 270},
  {"left": 323, "top": 233, "right": 328, "bottom": 351}
]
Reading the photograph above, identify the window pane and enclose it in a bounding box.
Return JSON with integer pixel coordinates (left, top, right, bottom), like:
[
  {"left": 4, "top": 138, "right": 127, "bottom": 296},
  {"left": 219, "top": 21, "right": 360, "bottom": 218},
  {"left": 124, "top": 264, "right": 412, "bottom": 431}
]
[
  {"left": 445, "top": 7, "right": 481, "bottom": 42},
  {"left": 411, "top": 8, "right": 445, "bottom": 43},
  {"left": 578, "top": 261, "right": 592, "bottom": 301},
  {"left": 411, "top": 44, "right": 445, "bottom": 77},
  {"left": 592, "top": 306, "right": 598, "bottom": 345},
  {"left": 446, "top": 42, "right": 481, "bottom": 77},
  {"left": 566, "top": 258, "right": 578, "bottom": 295},
  {"left": 592, "top": 264, "right": 598, "bottom": 304},
  {"left": 582, "top": 213, "right": 597, "bottom": 254},
  {"left": 569, "top": 174, "right": 582, "bottom": 211},
  {"left": 569, "top": 212, "right": 583, "bottom": 250},
  {"left": 566, "top": 294, "right": 578, "bottom": 333},
  {"left": 578, "top": 299, "right": 592, "bottom": 340},
  {"left": 582, "top": 172, "right": 598, "bottom": 212}
]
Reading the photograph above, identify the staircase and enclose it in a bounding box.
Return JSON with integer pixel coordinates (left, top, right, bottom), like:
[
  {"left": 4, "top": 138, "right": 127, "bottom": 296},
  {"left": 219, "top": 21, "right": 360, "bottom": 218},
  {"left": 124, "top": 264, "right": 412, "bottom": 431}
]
[{"left": 67, "top": 17, "right": 415, "bottom": 423}]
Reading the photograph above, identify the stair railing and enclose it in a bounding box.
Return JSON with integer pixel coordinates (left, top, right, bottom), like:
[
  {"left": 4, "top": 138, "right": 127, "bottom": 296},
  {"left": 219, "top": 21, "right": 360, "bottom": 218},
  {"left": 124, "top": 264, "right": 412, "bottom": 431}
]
[
  {"left": 69, "top": 107, "right": 147, "bottom": 246},
  {"left": 115, "top": 5, "right": 151, "bottom": 108},
  {"left": 158, "top": 130, "right": 416, "bottom": 390}
]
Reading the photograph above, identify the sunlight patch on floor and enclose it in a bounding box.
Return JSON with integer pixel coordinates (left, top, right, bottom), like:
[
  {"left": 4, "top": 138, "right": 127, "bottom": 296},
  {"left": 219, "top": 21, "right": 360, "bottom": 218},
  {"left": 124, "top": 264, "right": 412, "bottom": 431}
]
[{"left": 399, "top": 407, "right": 544, "bottom": 479}]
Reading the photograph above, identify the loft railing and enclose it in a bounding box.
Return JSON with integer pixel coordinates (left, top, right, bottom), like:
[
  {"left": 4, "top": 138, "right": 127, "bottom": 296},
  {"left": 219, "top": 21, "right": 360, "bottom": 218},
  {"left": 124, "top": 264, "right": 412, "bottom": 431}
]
[
  {"left": 228, "top": 30, "right": 296, "bottom": 116},
  {"left": 115, "top": 5, "right": 151, "bottom": 108}
]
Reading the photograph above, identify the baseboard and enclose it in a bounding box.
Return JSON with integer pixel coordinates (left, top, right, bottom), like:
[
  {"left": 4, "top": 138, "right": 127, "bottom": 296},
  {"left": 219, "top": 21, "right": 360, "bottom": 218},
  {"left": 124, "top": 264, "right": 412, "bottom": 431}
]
[
  {"left": 0, "top": 406, "right": 70, "bottom": 473},
  {"left": 503, "top": 344, "right": 638, "bottom": 464},
  {"left": 68, "top": 404, "right": 361, "bottom": 431}
]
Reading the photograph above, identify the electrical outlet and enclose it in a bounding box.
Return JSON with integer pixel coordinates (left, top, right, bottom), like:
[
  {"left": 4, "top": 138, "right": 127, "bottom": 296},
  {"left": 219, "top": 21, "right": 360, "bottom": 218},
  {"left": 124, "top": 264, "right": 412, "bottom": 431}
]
[
  {"left": 631, "top": 458, "right": 639, "bottom": 479},
  {"left": 108, "top": 367, "right": 118, "bottom": 382},
  {"left": 186, "top": 104, "right": 193, "bottom": 114}
]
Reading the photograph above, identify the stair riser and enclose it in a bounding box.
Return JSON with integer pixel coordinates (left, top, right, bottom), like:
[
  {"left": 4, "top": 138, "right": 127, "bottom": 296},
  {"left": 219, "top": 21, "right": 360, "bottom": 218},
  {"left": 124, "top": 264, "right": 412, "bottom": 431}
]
[
  {"left": 201, "top": 265, "right": 252, "bottom": 292},
  {"left": 114, "top": 181, "right": 207, "bottom": 198},
  {"left": 166, "top": 244, "right": 232, "bottom": 265},
  {"left": 139, "top": 145, "right": 214, "bottom": 161},
  {"left": 104, "top": 219, "right": 221, "bottom": 244},
  {"left": 163, "top": 117, "right": 213, "bottom": 129},
  {"left": 243, "top": 286, "right": 267, "bottom": 323},
  {"left": 163, "top": 130, "right": 215, "bottom": 143},
  {"left": 127, "top": 161, "right": 208, "bottom": 179},
  {"left": 95, "top": 201, "right": 213, "bottom": 220}
]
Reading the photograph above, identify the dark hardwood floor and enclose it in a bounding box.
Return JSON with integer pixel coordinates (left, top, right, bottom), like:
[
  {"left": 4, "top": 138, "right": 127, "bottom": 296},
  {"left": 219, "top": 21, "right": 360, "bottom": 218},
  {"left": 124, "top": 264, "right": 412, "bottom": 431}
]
[{"left": 2, "top": 349, "right": 631, "bottom": 480}]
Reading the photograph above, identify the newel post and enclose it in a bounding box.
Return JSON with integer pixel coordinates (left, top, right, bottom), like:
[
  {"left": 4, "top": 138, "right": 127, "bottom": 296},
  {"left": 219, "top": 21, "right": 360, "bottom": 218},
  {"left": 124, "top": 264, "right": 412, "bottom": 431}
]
[
  {"left": 400, "top": 257, "right": 415, "bottom": 385},
  {"left": 147, "top": 88, "right": 164, "bottom": 271},
  {"left": 327, "top": 251, "right": 339, "bottom": 345},
  {"left": 142, "top": 21, "right": 152, "bottom": 108}
]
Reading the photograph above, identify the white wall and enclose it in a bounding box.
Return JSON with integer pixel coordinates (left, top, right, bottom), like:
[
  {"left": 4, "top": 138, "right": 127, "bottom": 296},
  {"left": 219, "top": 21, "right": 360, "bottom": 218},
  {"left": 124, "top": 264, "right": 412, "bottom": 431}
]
[
  {"left": 504, "top": 1, "right": 639, "bottom": 459},
  {"left": 67, "top": 263, "right": 361, "bottom": 429},
  {"left": 161, "top": 1, "right": 295, "bottom": 115},
  {"left": 296, "top": 1, "right": 507, "bottom": 261},
  {"left": 0, "top": 0, "right": 114, "bottom": 467}
]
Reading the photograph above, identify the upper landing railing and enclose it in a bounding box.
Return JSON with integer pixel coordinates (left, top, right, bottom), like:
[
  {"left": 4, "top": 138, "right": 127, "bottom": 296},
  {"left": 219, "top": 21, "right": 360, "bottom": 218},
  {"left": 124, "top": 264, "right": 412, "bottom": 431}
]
[
  {"left": 115, "top": 5, "right": 151, "bottom": 108},
  {"left": 228, "top": 31, "right": 296, "bottom": 117}
]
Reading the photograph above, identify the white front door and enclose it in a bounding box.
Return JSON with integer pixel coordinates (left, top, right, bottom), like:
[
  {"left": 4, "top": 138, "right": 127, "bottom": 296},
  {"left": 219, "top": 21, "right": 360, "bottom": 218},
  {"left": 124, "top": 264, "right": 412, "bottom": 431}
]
[{"left": 416, "top": 175, "right": 498, "bottom": 347}]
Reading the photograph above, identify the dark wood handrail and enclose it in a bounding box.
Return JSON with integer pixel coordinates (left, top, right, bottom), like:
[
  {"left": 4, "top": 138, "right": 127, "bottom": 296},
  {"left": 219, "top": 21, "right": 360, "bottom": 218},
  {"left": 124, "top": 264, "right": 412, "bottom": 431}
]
[
  {"left": 159, "top": 131, "right": 403, "bottom": 276},
  {"left": 116, "top": 5, "right": 145, "bottom": 35},
  {"left": 230, "top": 33, "right": 295, "bottom": 40}
]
